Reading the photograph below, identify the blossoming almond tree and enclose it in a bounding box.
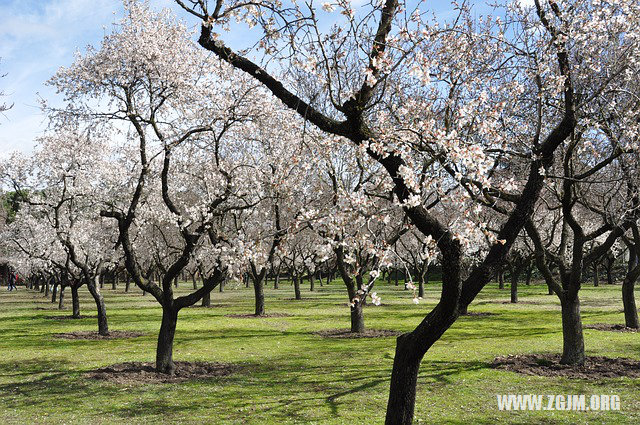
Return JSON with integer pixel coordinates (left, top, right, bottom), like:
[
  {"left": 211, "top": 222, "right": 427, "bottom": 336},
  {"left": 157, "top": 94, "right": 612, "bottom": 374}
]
[
  {"left": 48, "top": 0, "right": 287, "bottom": 373},
  {"left": 173, "top": 0, "right": 640, "bottom": 422},
  {"left": 1, "top": 134, "right": 118, "bottom": 333}
]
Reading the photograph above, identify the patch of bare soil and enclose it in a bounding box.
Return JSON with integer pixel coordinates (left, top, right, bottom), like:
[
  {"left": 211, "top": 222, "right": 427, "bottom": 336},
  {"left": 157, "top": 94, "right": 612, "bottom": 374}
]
[
  {"left": 46, "top": 315, "right": 97, "bottom": 320},
  {"left": 499, "top": 300, "right": 543, "bottom": 305},
  {"left": 188, "top": 303, "right": 231, "bottom": 309},
  {"left": 86, "top": 361, "right": 239, "bottom": 384},
  {"left": 54, "top": 331, "right": 145, "bottom": 340},
  {"left": 224, "top": 313, "right": 292, "bottom": 318},
  {"left": 492, "top": 354, "right": 640, "bottom": 379},
  {"left": 585, "top": 323, "right": 638, "bottom": 333},
  {"left": 461, "top": 312, "right": 497, "bottom": 317},
  {"left": 313, "top": 329, "right": 402, "bottom": 338}
]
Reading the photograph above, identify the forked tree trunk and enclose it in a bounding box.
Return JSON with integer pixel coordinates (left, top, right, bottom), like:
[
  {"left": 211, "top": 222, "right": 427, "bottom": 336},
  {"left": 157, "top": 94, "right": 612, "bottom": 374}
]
[
  {"left": 350, "top": 302, "right": 365, "bottom": 333},
  {"left": 87, "top": 276, "right": 109, "bottom": 336},
  {"left": 293, "top": 276, "right": 301, "bottom": 300},
  {"left": 253, "top": 277, "right": 265, "bottom": 316},
  {"left": 71, "top": 285, "right": 80, "bottom": 318},
  {"left": 156, "top": 305, "right": 178, "bottom": 374},
  {"left": 559, "top": 294, "right": 585, "bottom": 365}
]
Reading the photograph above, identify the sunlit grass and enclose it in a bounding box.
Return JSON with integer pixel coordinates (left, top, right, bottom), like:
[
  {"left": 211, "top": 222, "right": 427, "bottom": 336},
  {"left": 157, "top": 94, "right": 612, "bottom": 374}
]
[{"left": 0, "top": 279, "right": 638, "bottom": 424}]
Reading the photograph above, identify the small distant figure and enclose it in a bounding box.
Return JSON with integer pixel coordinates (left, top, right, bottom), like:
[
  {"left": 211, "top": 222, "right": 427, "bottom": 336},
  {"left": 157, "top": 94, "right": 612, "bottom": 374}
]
[{"left": 7, "top": 273, "right": 16, "bottom": 291}]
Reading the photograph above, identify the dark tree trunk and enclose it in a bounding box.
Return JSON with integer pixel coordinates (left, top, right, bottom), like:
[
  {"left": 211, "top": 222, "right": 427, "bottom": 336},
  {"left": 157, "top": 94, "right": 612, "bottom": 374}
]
[
  {"left": 174, "top": 276, "right": 178, "bottom": 288},
  {"left": 156, "top": 305, "right": 178, "bottom": 374},
  {"left": 201, "top": 290, "right": 211, "bottom": 307},
  {"left": 593, "top": 263, "right": 599, "bottom": 287},
  {"left": 510, "top": 268, "right": 521, "bottom": 303},
  {"left": 44, "top": 281, "right": 49, "bottom": 297},
  {"left": 253, "top": 277, "right": 265, "bottom": 316},
  {"left": 51, "top": 282, "right": 58, "bottom": 303},
  {"left": 510, "top": 276, "right": 518, "bottom": 303},
  {"left": 309, "top": 273, "right": 315, "bottom": 292},
  {"left": 99, "top": 274, "right": 104, "bottom": 289},
  {"left": 525, "top": 266, "right": 532, "bottom": 286},
  {"left": 384, "top": 309, "right": 455, "bottom": 425},
  {"left": 125, "top": 275, "right": 131, "bottom": 292},
  {"left": 606, "top": 257, "right": 615, "bottom": 285},
  {"left": 112, "top": 275, "right": 117, "bottom": 290},
  {"left": 274, "top": 272, "right": 280, "bottom": 289},
  {"left": 394, "top": 270, "right": 399, "bottom": 287},
  {"left": 547, "top": 282, "right": 554, "bottom": 295},
  {"left": 459, "top": 303, "right": 468, "bottom": 315},
  {"left": 293, "top": 276, "right": 301, "bottom": 300},
  {"left": 87, "top": 277, "right": 109, "bottom": 336},
  {"left": 219, "top": 278, "right": 225, "bottom": 292},
  {"left": 559, "top": 295, "right": 585, "bottom": 365},
  {"left": 350, "top": 302, "right": 365, "bottom": 333},
  {"left": 498, "top": 270, "right": 504, "bottom": 289},
  {"left": 622, "top": 276, "right": 639, "bottom": 329},
  {"left": 418, "top": 272, "right": 425, "bottom": 299},
  {"left": 58, "top": 285, "right": 65, "bottom": 309},
  {"left": 71, "top": 285, "right": 80, "bottom": 318}
]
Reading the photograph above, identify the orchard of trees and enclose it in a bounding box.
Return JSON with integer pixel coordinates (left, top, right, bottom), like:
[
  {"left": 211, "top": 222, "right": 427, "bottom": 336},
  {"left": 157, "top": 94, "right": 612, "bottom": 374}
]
[{"left": 0, "top": 1, "right": 639, "bottom": 424}]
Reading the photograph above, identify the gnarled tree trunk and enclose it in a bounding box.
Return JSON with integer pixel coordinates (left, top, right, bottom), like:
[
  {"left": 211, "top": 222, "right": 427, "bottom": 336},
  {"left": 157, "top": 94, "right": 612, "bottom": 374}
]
[
  {"left": 559, "top": 294, "right": 585, "bottom": 365},
  {"left": 156, "top": 305, "right": 178, "bottom": 374}
]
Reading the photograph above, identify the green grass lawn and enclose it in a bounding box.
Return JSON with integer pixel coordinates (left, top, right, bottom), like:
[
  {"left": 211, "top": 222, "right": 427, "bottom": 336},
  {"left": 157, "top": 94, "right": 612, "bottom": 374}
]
[{"left": 0, "top": 280, "right": 638, "bottom": 424}]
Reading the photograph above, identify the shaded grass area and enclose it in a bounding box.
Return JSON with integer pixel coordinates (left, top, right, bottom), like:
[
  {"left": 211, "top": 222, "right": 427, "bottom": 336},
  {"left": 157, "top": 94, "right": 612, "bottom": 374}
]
[{"left": 0, "top": 280, "right": 638, "bottom": 424}]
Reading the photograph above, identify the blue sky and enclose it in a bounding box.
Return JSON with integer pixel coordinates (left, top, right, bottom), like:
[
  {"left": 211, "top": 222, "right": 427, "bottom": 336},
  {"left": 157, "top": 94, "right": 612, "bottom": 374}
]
[
  {"left": 0, "top": 0, "right": 176, "bottom": 155},
  {"left": 0, "top": 0, "right": 528, "bottom": 156}
]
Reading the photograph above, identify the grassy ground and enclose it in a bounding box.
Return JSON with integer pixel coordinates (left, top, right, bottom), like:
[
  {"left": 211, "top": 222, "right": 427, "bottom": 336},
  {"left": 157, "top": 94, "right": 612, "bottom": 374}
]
[{"left": 0, "top": 279, "right": 638, "bottom": 424}]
